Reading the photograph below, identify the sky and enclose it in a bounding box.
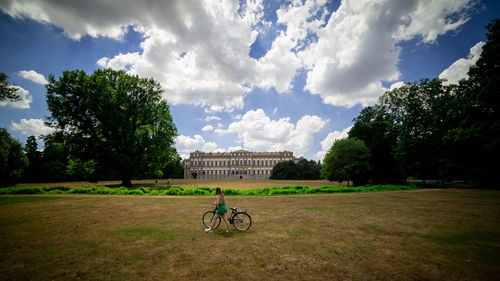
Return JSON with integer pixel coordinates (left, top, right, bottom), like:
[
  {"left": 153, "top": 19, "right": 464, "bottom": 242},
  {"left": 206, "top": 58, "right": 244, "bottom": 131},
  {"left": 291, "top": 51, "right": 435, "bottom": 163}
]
[{"left": 0, "top": 0, "right": 499, "bottom": 161}]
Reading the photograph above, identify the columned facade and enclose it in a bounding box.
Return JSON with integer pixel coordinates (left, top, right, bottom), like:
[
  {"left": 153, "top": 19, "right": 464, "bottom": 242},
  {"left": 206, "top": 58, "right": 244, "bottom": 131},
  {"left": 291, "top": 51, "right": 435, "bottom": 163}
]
[{"left": 184, "top": 150, "right": 296, "bottom": 179}]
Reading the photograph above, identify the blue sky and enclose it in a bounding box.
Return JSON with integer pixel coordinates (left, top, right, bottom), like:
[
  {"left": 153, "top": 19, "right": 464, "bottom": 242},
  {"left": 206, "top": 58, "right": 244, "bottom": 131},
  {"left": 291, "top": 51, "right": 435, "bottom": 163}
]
[{"left": 1, "top": 0, "right": 499, "bottom": 161}]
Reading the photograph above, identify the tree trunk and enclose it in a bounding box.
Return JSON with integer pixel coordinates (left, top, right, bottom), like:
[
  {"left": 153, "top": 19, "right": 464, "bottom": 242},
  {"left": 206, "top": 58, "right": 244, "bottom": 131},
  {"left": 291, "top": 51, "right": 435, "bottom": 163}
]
[{"left": 122, "top": 177, "right": 132, "bottom": 188}]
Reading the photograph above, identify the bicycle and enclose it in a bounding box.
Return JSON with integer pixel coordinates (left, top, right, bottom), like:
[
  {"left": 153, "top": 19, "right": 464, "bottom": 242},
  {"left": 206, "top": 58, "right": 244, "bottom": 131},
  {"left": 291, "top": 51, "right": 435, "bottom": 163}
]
[{"left": 202, "top": 206, "right": 252, "bottom": 231}]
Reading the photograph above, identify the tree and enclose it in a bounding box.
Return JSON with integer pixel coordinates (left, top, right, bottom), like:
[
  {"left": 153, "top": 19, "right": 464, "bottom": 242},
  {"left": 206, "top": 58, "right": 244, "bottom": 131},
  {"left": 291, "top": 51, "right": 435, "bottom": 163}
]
[
  {"left": 321, "top": 138, "right": 371, "bottom": 186},
  {"left": 0, "top": 73, "right": 20, "bottom": 102},
  {"left": 379, "top": 79, "right": 455, "bottom": 183},
  {"left": 443, "top": 19, "right": 500, "bottom": 185},
  {"left": 45, "top": 69, "right": 178, "bottom": 186},
  {"left": 40, "top": 131, "right": 70, "bottom": 182},
  {"left": 0, "top": 128, "right": 28, "bottom": 185},
  {"left": 24, "top": 135, "right": 43, "bottom": 182},
  {"left": 270, "top": 159, "right": 321, "bottom": 180},
  {"left": 349, "top": 105, "right": 404, "bottom": 184},
  {"left": 163, "top": 153, "right": 184, "bottom": 179}
]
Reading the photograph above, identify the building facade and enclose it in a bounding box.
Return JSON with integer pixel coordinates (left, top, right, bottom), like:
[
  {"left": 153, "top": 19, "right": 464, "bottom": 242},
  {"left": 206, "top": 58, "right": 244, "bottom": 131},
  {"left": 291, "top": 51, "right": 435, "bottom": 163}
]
[{"left": 183, "top": 150, "right": 296, "bottom": 179}]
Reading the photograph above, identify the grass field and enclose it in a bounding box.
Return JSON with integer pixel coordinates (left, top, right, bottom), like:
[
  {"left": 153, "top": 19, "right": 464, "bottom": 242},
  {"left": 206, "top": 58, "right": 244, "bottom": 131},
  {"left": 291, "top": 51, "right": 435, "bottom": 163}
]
[
  {"left": 1, "top": 188, "right": 499, "bottom": 280},
  {"left": 10, "top": 178, "right": 337, "bottom": 189}
]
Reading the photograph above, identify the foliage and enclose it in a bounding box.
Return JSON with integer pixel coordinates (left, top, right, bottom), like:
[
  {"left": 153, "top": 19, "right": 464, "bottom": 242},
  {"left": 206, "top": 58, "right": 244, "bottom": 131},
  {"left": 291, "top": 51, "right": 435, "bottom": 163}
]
[
  {"left": 321, "top": 138, "right": 371, "bottom": 186},
  {"left": 45, "top": 68, "right": 178, "bottom": 186},
  {"left": 39, "top": 132, "right": 70, "bottom": 182},
  {"left": 0, "top": 184, "right": 418, "bottom": 196},
  {"left": 23, "top": 136, "right": 43, "bottom": 182},
  {"left": 66, "top": 159, "right": 98, "bottom": 182},
  {"left": 162, "top": 153, "right": 184, "bottom": 179},
  {"left": 270, "top": 159, "right": 321, "bottom": 180},
  {"left": 0, "top": 128, "right": 28, "bottom": 185},
  {"left": 379, "top": 78, "right": 453, "bottom": 183},
  {"left": 0, "top": 72, "right": 20, "bottom": 102},
  {"left": 346, "top": 19, "right": 500, "bottom": 185},
  {"left": 349, "top": 105, "right": 403, "bottom": 184},
  {"left": 442, "top": 19, "right": 500, "bottom": 185}
]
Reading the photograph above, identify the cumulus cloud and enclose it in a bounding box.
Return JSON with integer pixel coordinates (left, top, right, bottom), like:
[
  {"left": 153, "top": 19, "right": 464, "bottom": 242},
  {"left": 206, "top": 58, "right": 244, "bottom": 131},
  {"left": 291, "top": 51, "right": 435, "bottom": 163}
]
[
  {"left": 10, "top": 118, "right": 55, "bottom": 137},
  {"left": 0, "top": 86, "right": 32, "bottom": 109},
  {"left": 389, "top": 81, "right": 406, "bottom": 91},
  {"left": 439, "top": 41, "right": 485, "bottom": 85},
  {"left": 217, "top": 109, "right": 327, "bottom": 156},
  {"left": 201, "top": 125, "right": 214, "bottom": 132},
  {"left": 314, "top": 126, "right": 352, "bottom": 160},
  {"left": 205, "top": 115, "right": 221, "bottom": 122},
  {"left": 0, "top": 0, "right": 474, "bottom": 110},
  {"left": 18, "top": 70, "right": 48, "bottom": 85},
  {"left": 174, "top": 134, "right": 224, "bottom": 159},
  {"left": 301, "top": 0, "right": 473, "bottom": 107}
]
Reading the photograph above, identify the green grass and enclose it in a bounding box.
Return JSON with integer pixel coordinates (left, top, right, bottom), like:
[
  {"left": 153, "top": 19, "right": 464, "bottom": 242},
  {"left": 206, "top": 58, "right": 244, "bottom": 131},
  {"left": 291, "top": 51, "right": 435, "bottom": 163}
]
[{"left": 0, "top": 184, "right": 419, "bottom": 196}]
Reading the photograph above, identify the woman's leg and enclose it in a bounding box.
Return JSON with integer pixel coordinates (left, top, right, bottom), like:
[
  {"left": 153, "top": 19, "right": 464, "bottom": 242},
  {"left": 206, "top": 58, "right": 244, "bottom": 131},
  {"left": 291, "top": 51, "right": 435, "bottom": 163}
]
[
  {"left": 222, "top": 213, "right": 231, "bottom": 231},
  {"left": 210, "top": 214, "right": 220, "bottom": 229}
]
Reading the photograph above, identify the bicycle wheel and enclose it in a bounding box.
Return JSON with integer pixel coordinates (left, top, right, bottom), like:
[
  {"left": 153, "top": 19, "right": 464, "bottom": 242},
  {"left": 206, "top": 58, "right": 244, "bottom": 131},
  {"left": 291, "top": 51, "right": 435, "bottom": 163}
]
[
  {"left": 202, "top": 211, "right": 221, "bottom": 229},
  {"left": 232, "top": 212, "right": 252, "bottom": 230}
]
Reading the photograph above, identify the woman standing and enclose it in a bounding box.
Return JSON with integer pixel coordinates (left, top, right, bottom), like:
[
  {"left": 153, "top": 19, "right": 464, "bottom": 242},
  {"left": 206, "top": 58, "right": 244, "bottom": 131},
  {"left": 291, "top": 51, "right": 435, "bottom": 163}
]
[{"left": 205, "top": 187, "right": 231, "bottom": 233}]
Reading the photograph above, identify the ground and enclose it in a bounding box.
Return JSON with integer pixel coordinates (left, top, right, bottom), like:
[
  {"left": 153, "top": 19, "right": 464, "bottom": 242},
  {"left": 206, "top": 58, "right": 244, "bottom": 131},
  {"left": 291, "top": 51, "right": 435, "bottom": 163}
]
[{"left": 1, "top": 188, "right": 499, "bottom": 280}]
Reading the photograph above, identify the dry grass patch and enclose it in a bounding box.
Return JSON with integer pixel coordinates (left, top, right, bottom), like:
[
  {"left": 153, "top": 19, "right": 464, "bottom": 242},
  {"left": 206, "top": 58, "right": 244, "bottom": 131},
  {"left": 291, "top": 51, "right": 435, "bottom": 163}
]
[{"left": 1, "top": 189, "right": 499, "bottom": 280}]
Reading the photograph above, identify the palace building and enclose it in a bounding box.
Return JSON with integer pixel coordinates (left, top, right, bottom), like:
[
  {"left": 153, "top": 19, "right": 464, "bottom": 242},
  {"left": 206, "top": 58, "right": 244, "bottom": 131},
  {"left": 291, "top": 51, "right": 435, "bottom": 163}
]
[{"left": 183, "top": 150, "right": 297, "bottom": 179}]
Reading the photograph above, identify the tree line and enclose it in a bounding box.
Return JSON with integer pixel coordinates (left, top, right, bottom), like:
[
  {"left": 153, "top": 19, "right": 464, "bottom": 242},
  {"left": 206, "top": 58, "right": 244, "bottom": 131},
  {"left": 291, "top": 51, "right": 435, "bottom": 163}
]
[
  {"left": 321, "top": 19, "right": 499, "bottom": 187},
  {"left": 1, "top": 69, "right": 183, "bottom": 187}
]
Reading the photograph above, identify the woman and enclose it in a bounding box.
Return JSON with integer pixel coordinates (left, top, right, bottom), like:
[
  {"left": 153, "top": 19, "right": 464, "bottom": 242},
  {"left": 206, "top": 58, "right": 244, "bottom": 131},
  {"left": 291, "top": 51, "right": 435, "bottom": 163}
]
[{"left": 205, "top": 187, "right": 231, "bottom": 233}]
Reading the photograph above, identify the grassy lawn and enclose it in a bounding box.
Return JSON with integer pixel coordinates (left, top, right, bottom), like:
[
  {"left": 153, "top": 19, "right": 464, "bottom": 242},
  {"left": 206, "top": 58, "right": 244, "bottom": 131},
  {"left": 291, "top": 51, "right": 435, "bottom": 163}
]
[
  {"left": 10, "top": 178, "right": 336, "bottom": 190},
  {"left": 1, "top": 189, "right": 499, "bottom": 280}
]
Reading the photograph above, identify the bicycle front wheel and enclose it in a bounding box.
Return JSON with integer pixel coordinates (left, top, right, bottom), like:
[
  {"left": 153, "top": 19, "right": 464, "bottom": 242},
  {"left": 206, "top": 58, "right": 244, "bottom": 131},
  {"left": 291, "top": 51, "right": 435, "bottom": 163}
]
[
  {"left": 233, "top": 212, "right": 252, "bottom": 230},
  {"left": 202, "top": 211, "right": 221, "bottom": 229}
]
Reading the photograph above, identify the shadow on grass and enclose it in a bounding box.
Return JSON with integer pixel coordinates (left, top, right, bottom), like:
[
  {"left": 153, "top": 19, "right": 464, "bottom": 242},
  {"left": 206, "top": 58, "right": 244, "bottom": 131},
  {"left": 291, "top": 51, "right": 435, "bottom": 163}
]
[{"left": 0, "top": 196, "right": 64, "bottom": 205}]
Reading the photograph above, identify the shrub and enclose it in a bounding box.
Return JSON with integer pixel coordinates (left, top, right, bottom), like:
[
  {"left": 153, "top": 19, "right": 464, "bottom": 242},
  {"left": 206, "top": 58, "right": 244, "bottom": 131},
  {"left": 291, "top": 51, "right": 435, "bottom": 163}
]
[{"left": 128, "top": 189, "right": 144, "bottom": 195}]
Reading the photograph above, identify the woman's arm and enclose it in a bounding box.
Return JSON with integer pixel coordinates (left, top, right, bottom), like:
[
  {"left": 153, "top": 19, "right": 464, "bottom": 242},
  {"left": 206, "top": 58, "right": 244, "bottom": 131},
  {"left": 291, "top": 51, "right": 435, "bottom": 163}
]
[{"left": 214, "top": 195, "right": 220, "bottom": 206}]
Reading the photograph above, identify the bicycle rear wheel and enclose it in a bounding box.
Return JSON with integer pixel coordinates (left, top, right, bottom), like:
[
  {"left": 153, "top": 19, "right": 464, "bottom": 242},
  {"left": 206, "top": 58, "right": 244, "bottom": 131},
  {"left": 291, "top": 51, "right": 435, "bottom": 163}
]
[
  {"left": 202, "top": 211, "right": 221, "bottom": 229},
  {"left": 232, "top": 212, "right": 252, "bottom": 230}
]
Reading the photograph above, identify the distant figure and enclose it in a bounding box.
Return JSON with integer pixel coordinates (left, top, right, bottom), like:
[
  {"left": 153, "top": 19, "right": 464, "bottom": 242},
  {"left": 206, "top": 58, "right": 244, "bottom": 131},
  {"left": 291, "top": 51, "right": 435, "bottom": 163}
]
[{"left": 205, "top": 187, "right": 231, "bottom": 233}]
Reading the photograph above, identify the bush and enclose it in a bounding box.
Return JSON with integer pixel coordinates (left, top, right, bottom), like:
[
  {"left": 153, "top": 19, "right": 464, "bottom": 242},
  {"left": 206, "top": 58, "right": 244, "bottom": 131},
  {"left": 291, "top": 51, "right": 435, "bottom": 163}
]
[{"left": 0, "top": 184, "right": 418, "bottom": 196}]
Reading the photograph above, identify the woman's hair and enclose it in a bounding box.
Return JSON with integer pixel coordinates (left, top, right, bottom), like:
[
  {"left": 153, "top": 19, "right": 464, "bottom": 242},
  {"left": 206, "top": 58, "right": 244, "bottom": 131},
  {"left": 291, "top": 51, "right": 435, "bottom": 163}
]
[
  {"left": 215, "top": 187, "right": 222, "bottom": 196},
  {"left": 215, "top": 187, "right": 224, "bottom": 201}
]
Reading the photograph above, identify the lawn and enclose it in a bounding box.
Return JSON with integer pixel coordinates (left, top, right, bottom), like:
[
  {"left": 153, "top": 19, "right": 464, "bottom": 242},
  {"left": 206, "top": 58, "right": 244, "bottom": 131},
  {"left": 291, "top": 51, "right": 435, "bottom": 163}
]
[{"left": 1, "top": 188, "right": 499, "bottom": 280}]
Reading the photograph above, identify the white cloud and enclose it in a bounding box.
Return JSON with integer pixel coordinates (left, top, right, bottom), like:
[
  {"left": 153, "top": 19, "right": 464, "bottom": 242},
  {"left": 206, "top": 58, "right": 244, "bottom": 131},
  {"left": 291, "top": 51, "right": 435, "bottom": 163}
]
[
  {"left": 439, "top": 41, "right": 485, "bottom": 85},
  {"left": 174, "top": 134, "right": 224, "bottom": 159},
  {"left": 0, "top": 0, "right": 474, "bottom": 110},
  {"left": 201, "top": 125, "right": 214, "bottom": 132},
  {"left": 10, "top": 118, "right": 55, "bottom": 137},
  {"left": 314, "top": 126, "right": 352, "bottom": 160},
  {"left": 18, "top": 70, "right": 48, "bottom": 85},
  {"left": 218, "top": 109, "right": 327, "bottom": 156},
  {"left": 273, "top": 107, "right": 278, "bottom": 115},
  {"left": 205, "top": 115, "right": 221, "bottom": 122},
  {"left": 389, "top": 81, "right": 406, "bottom": 91},
  {"left": 0, "top": 86, "right": 32, "bottom": 109},
  {"left": 301, "top": 0, "right": 473, "bottom": 107}
]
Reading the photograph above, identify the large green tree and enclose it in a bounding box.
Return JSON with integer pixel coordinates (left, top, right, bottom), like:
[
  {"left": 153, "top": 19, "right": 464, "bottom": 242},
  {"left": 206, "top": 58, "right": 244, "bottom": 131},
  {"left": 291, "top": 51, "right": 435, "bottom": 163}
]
[
  {"left": 349, "top": 104, "right": 403, "bottom": 184},
  {"left": 321, "top": 138, "right": 371, "bottom": 186},
  {"left": 379, "top": 78, "right": 454, "bottom": 183},
  {"left": 45, "top": 69, "right": 178, "bottom": 186},
  {"left": 444, "top": 19, "right": 500, "bottom": 185},
  {"left": 0, "top": 73, "right": 20, "bottom": 102},
  {"left": 0, "top": 128, "right": 28, "bottom": 185}
]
